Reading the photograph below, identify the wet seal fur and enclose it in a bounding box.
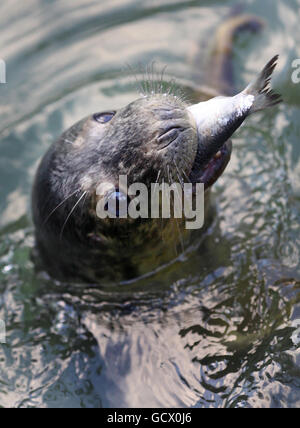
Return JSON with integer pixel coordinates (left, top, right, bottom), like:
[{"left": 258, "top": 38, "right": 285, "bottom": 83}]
[
  {"left": 32, "top": 95, "right": 203, "bottom": 283},
  {"left": 32, "top": 15, "right": 281, "bottom": 284}
]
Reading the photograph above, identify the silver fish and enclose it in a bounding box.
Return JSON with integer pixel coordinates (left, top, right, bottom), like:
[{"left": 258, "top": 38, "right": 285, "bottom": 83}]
[{"left": 188, "top": 55, "right": 282, "bottom": 169}]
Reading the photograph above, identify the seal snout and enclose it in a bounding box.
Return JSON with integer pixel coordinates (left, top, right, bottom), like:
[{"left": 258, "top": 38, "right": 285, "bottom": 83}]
[
  {"left": 157, "top": 125, "right": 185, "bottom": 150},
  {"left": 117, "top": 95, "right": 199, "bottom": 181}
]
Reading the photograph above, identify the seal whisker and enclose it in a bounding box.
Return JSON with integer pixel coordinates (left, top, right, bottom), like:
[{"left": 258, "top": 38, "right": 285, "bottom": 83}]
[
  {"left": 150, "top": 61, "right": 157, "bottom": 94},
  {"left": 155, "top": 169, "right": 162, "bottom": 184},
  {"left": 42, "top": 189, "right": 81, "bottom": 226},
  {"left": 146, "top": 63, "right": 151, "bottom": 94},
  {"left": 155, "top": 168, "right": 165, "bottom": 240},
  {"left": 144, "top": 63, "right": 152, "bottom": 95},
  {"left": 167, "top": 78, "right": 176, "bottom": 97},
  {"left": 154, "top": 61, "right": 160, "bottom": 94},
  {"left": 166, "top": 164, "right": 185, "bottom": 254},
  {"left": 125, "top": 62, "right": 145, "bottom": 96},
  {"left": 180, "top": 164, "right": 192, "bottom": 183},
  {"left": 59, "top": 191, "right": 87, "bottom": 241},
  {"left": 127, "top": 61, "right": 189, "bottom": 100},
  {"left": 173, "top": 160, "right": 184, "bottom": 189},
  {"left": 167, "top": 164, "right": 171, "bottom": 186},
  {"left": 173, "top": 181, "right": 185, "bottom": 253},
  {"left": 159, "top": 65, "right": 168, "bottom": 94}
]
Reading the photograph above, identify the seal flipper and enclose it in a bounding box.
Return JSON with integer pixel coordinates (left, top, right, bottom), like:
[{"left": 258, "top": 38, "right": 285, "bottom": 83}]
[{"left": 202, "top": 15, "right": 265, "bottom": 96}]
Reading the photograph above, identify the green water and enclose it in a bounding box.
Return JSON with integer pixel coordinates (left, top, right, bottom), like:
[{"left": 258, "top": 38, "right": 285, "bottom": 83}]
[{"left": 0, "top": 0, "right": 300, "bottom": 408}]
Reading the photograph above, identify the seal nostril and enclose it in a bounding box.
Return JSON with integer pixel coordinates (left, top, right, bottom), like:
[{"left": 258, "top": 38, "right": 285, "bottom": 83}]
[
  {"left": 93, "top": 111, "right": 116, "bottom": 124},
  {"left": 157, "top": 126, "right": 183, "bottom": 149}
]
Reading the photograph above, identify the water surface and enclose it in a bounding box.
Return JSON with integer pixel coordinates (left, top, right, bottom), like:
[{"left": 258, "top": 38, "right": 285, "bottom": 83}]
[{"left": 0, "top": 0, "right": 300, "bottom": 408}]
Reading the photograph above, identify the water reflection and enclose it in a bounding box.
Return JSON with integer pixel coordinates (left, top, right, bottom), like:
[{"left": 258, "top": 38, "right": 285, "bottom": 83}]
[{"left": 0, "top": 215, "right": 299, "bottom": 407}]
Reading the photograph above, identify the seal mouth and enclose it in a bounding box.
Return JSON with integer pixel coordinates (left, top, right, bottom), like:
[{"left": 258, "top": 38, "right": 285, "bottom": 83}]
[{"left": 188, "top": 140, "right": 232, "bottom": 190}]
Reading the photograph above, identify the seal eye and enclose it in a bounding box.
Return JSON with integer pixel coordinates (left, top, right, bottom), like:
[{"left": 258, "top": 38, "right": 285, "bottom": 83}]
[{"left": 93, "top": 111, "right": 116, "bottom": 124}]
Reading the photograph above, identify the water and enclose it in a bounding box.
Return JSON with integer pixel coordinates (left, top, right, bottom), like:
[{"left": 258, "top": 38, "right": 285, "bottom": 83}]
[{"left": 0, "top": 0, "right": 300, "bottom": 408}]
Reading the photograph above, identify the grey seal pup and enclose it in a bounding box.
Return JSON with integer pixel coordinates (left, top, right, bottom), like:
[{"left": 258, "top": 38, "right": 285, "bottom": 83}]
[{"left": 32, "top": 18, "right": 281, "bottom": 284}]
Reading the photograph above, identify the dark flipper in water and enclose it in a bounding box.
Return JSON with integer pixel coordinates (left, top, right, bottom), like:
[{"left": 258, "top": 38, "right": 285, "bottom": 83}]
[{"left": 192, "top": 14, "right": 265, "bottom": 97}]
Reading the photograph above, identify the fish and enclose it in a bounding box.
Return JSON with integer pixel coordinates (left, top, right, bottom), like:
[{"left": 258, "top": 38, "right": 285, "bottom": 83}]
[{"left": 188, "top": 55, "right": 282, "bottom": 171}]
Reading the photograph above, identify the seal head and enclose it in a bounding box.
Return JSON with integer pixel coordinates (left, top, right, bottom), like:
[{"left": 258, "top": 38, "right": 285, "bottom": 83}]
[{"left": 33, "top": 93, "right": 227, "bottom": 283}]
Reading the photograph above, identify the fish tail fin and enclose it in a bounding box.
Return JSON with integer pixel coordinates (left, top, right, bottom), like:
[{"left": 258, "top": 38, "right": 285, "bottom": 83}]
[{"left": 244, "top": 55, "right": 282, "bottom": 112}]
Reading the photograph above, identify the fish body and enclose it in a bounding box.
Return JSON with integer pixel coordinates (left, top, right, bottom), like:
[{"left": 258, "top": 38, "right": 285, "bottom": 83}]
[{"left": 188, "top": 55, "right": 282, "bottom": 169}]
